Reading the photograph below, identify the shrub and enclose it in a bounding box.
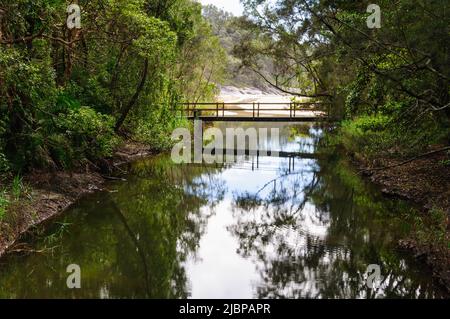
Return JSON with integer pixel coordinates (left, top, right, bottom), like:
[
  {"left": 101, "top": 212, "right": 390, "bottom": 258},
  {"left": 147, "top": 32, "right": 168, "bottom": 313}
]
[
  {"left": 0, "top": 190, "right": 8, "bottom": 221},
  {"left": 0, "top": 152, "right": 10, "bottom": 174},
  {"left": 413, "top": 207, "right": 449, "bottom": 250},
  {"left": 11, "top": 175, "right": 23, "bottom": 200},
  {"left": 352, "top": 114, "right": 390, "bottom": 132},
  {"left": 51, "top": 107, "right": 119, "bottom": 166},
  {"left": 134, "top": 107, "right": 187, "bottom": 151},
  {"left": 337, "top": 114, "right": 392, "bottom": 156}
]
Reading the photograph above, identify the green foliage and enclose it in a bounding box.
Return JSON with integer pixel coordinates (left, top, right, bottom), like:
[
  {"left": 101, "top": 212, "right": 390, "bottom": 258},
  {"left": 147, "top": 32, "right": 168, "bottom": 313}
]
[
  {"left": 337, "top": 115, "right": 392, "bottom": 156},
  {"left": 0, "top": 153, "right": 10, "bottom": 174},
  {"left": 0, "top": 190, "right": 8, "bottom": 221},
  {"left": 0, "top": 0, "right": 226, "bottom": 172},
  {"left": 440, "top": 159, "right": 450, "bottom": 167},
  {"left": 51, "top": 107, "right": 119, "bottom": 166},
  {"left": 202, "top": 4, "right": 271, "bottom": 90},
  {"left": 11, "top": 176, "right": 23, "bottom": 201},
  {"left": 336, "top": 106, "right": 449, "bottom": 157},
  {"left": 237, "top": 0, "right": 449, "bottom": 159},
  {"left": 350, "top": 115, "right": 390, "bottom": 132},
  {"left": 411, "top": 207, "right": 449, "bottom": 251},
  {"left": 342, "top": 71, "right": 371, "bottom": 118}
]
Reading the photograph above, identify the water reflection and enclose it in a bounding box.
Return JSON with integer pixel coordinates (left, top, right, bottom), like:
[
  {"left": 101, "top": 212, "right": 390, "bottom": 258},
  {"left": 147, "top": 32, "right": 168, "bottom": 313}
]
[
  {"left": 0, "top": 123, "right": 446, "bottom": 298},
  {"left": 229, "top": 155, "right": 441, "bottom": 298},
  {"left": 0, "top": 157, "right": 225, "bottom": 298}
]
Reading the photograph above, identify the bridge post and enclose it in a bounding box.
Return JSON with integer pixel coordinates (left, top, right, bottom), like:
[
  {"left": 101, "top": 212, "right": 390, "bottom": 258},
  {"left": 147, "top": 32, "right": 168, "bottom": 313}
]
[
  {"left": 216, "top": 102, "right": 219, "bottom": 118},
  {"left": 193, "top": 119, "right": 203, "bottom": 164},
  {"left": 257, "top": 152, "right": 259, "bottom": 169}
]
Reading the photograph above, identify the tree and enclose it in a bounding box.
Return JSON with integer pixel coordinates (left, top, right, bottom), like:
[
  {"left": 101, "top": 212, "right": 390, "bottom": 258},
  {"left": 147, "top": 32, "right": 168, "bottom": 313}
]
[{"left": 0, "top": 0, "right": 227, "bottom": 170}]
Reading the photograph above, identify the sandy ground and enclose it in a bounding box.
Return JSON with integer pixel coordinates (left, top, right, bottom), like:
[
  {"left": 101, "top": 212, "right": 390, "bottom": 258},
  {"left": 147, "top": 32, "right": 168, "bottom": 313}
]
[{"left": 216, "top": 86, "right": 325, "bottom": 118}]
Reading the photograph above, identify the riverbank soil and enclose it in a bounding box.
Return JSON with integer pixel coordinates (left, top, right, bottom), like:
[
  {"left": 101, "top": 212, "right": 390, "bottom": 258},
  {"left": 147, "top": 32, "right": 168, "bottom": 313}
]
[
  {"left": 356, "top": 147, "right": 450, "bottom": 291},
  {"left": 0, "top": 142, "right": 154, "bottom": 258}
]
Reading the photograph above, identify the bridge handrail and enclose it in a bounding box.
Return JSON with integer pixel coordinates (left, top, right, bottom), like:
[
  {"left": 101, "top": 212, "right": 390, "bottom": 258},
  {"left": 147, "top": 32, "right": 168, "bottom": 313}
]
[
  {"left": 177, "top": 102, "right": 328, "bottom": 106},
  {"left": 174, "top": 101, "right": 331, "bottom": 120}
]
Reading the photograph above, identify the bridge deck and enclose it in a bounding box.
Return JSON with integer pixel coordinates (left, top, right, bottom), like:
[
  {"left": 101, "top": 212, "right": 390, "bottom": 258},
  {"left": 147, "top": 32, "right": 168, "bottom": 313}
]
[{"left": 178, "top": 102, "right": 330, "bottom": 122}]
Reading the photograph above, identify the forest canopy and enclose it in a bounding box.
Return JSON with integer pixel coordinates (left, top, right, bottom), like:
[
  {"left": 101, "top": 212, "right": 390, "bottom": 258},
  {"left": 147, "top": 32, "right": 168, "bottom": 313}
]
[
  {"left": 0, "top": 0, "right": 227, "bottom": 172},
  {"left": 231, "top": 0, "right": 449, "bottom": 156}
]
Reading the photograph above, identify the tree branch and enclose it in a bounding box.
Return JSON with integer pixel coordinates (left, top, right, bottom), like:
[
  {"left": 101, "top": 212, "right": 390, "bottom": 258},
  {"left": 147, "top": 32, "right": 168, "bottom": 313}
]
[
  {"left": 360, "top": 146, "right": 450, "bottom": 172},
  {"left": 250, "top": 66, "right": 332, "bottom": 98}
]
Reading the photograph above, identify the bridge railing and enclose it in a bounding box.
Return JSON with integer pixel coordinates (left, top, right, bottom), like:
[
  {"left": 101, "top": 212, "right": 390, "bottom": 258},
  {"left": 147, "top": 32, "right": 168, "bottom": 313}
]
[{"left": 174, "top": 102, "right": 330, "bottom": 120}]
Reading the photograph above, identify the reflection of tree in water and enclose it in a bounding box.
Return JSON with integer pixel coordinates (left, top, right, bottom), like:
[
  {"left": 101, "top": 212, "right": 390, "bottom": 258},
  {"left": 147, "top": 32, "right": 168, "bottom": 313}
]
[
  {"left": 0, "top": 156, "right": 226, "bottom": 299},
  {"left": 107, "top": 157, "right": 227, "bottom": 298},
  {"left": 230, "top": 156, "right": 444, "bottom": 298}
]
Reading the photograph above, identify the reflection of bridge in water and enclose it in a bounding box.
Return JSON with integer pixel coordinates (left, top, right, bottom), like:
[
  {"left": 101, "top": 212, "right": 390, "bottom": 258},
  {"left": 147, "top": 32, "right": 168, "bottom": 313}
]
[
  {"left": 178, "top": 102, "right": 329, "bottom": 122},
  {"left": 207, "top": 148, "right": 319, "bottom": 160},
  {"left": 204, "top": 148, "right": 321, "bottom": 173}
]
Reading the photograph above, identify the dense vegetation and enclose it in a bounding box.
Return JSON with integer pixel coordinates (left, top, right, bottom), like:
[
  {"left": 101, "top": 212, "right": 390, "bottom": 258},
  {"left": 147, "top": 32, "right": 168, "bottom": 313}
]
[
  {"left": 4, "top": 1, "right": 447, "bottom": 179},
  {"left": 232, "top": 0, "right": 449, "bottom": 157},
  {"left": 0, "top": 0, "right": 226, "bottom": 174},
  {"left": 202, "top": 4, "right": 274, "bottom": 90}
]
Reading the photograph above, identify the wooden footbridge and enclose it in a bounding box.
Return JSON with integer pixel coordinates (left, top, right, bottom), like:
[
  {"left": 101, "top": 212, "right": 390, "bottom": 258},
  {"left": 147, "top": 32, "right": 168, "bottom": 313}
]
[{"left": 177, "top": 102, "right": 330, "bottom": 122}]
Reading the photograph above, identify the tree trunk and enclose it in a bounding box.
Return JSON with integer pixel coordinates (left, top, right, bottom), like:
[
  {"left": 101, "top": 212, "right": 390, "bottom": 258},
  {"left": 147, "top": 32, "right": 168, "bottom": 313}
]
[{"left": 115, "top": 58, "right": 149, "bottom": 132}]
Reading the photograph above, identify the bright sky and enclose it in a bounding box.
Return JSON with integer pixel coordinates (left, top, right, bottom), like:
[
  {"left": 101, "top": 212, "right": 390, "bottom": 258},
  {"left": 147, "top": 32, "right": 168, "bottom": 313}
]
[{"left": 198, "top": 0, "right": 244, "bottom": 16}]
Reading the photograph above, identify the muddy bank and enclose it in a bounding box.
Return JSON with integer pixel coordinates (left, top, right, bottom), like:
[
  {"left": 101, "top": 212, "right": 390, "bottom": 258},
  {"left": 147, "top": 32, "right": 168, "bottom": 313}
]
[
  {"left": 0, "top": 142, "right": 155, "bottom": 258},
  {"left": 355, "top": 149, "right": 450, "bottom": 292}
]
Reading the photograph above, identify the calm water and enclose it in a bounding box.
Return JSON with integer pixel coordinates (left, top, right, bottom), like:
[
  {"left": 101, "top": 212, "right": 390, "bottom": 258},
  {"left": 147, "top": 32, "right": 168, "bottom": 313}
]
[{"left": 0, "top": 122, "right": 446, "bottom": 298}]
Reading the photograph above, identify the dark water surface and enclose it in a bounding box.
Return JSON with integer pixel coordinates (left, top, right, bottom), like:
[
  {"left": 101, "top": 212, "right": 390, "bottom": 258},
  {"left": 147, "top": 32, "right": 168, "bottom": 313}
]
[{"left": 0, "top": 122, "right": 446, "bottom": 298}]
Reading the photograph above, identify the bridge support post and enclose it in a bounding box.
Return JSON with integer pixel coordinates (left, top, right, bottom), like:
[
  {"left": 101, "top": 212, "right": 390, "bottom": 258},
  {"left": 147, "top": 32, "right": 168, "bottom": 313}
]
[
  {"left": 257, "top": 152, "right": 259, "bottom": 169},
  {"left": 194, "top": 119, "right": 203, "bottom": 164}
]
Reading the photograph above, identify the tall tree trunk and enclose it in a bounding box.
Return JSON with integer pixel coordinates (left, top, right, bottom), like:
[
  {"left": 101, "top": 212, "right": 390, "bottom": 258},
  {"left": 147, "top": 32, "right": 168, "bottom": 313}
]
[{"left": 115, "top": 58, "right": 149, "bottom": 132}]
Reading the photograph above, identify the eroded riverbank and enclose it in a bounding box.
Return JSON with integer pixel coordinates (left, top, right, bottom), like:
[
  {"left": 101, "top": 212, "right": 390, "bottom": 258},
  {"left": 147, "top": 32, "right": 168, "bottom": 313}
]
[
  {"left": 349, "top": 149, "right": 450, "bottom": 291},
  {"left": 0, "top": 142, "right": 155, "bottom": 258}
]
